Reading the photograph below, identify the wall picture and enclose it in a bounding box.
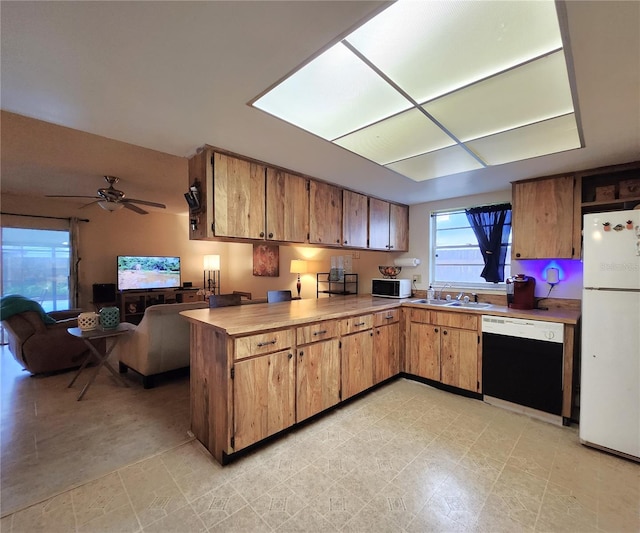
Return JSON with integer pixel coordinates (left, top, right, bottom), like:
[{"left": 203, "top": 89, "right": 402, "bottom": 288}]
[{"left": 253, "top": 244, "right": 279, "bottom": 277}]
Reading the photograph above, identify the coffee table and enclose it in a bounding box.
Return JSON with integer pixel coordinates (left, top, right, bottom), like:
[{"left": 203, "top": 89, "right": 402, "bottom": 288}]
[{"left": 67, "top": 323, "right": 135, "bottom": 400}]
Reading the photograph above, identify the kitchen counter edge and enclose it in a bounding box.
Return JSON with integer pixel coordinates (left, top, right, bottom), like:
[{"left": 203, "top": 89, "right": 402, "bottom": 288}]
[{"left": 181, "top": 295, "right": 580, "bottom": 336}]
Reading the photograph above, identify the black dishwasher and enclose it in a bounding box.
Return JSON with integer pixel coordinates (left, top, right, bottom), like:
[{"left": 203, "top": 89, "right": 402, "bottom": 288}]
[{"left": 482, "top": 316, "right": 564, "bottom": 416}]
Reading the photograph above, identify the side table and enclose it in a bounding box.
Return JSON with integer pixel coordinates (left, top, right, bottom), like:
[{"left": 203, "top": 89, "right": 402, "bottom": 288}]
[{"left": 67, "top": 323, "right": 135, "bottom": 400}]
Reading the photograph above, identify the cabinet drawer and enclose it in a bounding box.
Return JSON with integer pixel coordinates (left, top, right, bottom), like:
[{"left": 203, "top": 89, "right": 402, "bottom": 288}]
[
  {"left": 373, "top": 308, "right": 399, "bottom": 327},
  {"left": 340, "top": 314, "right": 373, "bottom": 335},
  {"left": 431, "top": 311, "right": 478, "bottom": 330},
  {"left": 235, "top": 329, "right": 294, "bottom": 360},
  {"left": 409, "top": 308, "right": 431, "bottom": 324},
  {"left": 297, "top": 320, "right": 338, "bottom": 345}
]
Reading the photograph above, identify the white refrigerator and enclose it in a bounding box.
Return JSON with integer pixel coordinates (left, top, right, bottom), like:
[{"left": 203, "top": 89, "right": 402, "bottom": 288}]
[{"left": 581, "top": 209, "right": 640, "bottom": 461}]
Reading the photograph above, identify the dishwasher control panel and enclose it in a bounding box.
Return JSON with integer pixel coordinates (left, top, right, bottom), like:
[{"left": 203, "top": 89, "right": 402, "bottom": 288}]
[{"left": 482, "top": 316, "right": 564, "bottom": 343}]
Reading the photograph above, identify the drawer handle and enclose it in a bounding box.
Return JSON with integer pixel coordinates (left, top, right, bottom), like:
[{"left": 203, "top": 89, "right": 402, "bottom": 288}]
[
  {"left": 313, "top": 330, "right": 328, "bottom": 336},
  {"left": 354, "top": 322, "right": 366, "bottom": 327},
  {"left": 385, "top": 315, "right": 394, "bottom": 320},
  {"left": 257, "top": 339, "right": 277, "bottom": 347}
]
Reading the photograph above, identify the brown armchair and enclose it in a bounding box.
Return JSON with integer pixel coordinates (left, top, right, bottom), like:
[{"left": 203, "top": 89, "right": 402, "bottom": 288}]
[{"left": 2, "top": 309, "right": 100, "bottom": 375}]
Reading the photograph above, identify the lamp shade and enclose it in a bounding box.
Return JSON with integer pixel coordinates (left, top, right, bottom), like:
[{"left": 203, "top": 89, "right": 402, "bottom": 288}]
[
  {"left": 546, "top": 267, "right": 560, "bottom": 284},
  {"left": 98, "top": 201, "right": 124, "bottom": 212},
  {"left": 290, "top": 259, "right": 308, "bottom": 274},
  {"left": 203, "top": 254, "right": 220, "bottom": 270}
]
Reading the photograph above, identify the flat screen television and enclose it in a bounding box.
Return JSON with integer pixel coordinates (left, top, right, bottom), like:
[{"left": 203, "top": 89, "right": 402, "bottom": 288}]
[{"left": 117, "top": 255, "right": 181, "bottom": 291}]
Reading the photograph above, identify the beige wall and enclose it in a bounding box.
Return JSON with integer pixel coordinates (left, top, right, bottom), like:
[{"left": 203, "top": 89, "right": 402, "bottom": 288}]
[{"left": 1, "top": 193, "right": 399, "bottom": 309}]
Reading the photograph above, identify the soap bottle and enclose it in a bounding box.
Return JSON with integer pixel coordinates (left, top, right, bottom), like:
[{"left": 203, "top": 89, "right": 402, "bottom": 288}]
[{"left": 427, "top": 285, "right": 435, "bottom": 301}]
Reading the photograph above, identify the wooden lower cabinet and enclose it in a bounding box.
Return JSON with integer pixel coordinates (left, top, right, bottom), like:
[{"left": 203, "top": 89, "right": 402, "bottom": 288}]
[
  {"left": 233, "top": 350, "right": 295, "bottom": 451},
  {"left": 373, "top": 309, "right": 400, "bottom": 384},
  {"left": 407, "top": 309, "right": 480, "bottom": 393},
  {"left": 341, "top": 329, "right": 374, "bottom": 400},
  {"left": 296, "top": 338, "right": 340, "bottom": 422},
  {"left": 408, "top": 321, "right": 440, "bottom": 380},
  {"left": 440, "top": 327, "right": 479, "bottom": 391}
]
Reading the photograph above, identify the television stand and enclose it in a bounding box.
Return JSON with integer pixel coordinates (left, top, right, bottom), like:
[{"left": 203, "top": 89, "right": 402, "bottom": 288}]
[{"left": 120, "top": 289, "right": 201, "bottom": 325}]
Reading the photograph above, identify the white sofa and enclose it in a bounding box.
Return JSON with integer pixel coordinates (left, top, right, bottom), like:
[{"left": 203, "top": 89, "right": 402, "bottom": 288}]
[{"left": 116, "top": 301, "right": 207, "bottom": 388}]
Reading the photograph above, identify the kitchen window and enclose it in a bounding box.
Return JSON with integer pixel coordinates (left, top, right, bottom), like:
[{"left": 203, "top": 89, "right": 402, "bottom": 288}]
[{"left": 431, "top": 206, "right": 512, "bottom": 289}]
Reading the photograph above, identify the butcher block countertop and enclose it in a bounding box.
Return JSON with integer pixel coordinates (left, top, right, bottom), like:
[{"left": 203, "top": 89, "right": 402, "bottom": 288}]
[{"left": 180, "top": 295, "right": 580, "bottom": 336}]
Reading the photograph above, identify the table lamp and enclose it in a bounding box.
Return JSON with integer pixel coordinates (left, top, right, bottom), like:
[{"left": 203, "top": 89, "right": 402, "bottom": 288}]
[
  {"left": 290, "top": 259, "right": 308, "bottom": 298},
  {"left": 203, "top": 254, "right": 221, "bottom": 296}
]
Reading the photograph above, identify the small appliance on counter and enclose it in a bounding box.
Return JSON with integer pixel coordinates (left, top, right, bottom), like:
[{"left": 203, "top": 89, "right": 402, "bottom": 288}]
[
  {"left": 506, "top": 274, "right": 536, "bottom": 309},
  {"left": 372, "top": 278, "right": 411, "bottom": 298}
]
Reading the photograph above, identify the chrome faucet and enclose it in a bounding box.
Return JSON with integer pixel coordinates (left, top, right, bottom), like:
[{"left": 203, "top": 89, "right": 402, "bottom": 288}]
[
  {"left": 437, "top": 283, "right": 451, "bottom": 301},
  {"left": 456, "top": 291, "right": 465, "bottom": 301}
]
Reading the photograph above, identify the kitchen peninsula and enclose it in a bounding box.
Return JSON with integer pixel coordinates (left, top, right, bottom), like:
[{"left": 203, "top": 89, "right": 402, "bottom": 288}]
[{"left": 181, "top": 296, "right": 580, "bottom": 465}]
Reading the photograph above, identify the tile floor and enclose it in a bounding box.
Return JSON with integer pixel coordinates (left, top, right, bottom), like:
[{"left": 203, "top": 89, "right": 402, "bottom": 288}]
[
  {"left": 1, "top": 349, "right": 639, "bottom": 532},
  {"left": 0, "top": 346, "right": 192, "bottom": 517}
]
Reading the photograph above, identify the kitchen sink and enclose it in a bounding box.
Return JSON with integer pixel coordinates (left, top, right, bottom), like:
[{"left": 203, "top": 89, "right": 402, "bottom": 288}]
[
  {"left": 410, "top": 299, "right": 492, "bottom": 309},
  {"left": 446, "top": 301, "right": 492, "bottom": 309},
  {"left": 410, "top": 299, "right": 451, "bottom": 305}
]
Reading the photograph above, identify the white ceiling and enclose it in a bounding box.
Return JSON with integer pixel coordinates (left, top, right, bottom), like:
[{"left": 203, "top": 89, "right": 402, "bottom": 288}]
[{"left": 1, "top": 1, "right": 639, "bottom": 216}]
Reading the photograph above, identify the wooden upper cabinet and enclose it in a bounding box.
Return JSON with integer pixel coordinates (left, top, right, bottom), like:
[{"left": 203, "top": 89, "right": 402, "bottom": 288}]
[
  {"left": 369, "top": 198, "right": 409, "bottom": 251},
  {"left": 309, "top": 181, "right": 342, "bottom": 245},
  {"left": 213, "top": 152, "right": 266, "bottom": 239},
  {"left": 369, "top": 198, "right": 391, "bottom": 250},
  {"left": 266, "top": 168, "right": 308, "bottom": 243},
  {"left": 187, "top": 149, "right": 214, "bottom": 240},
  {"left": 342, "top": 190, "right": 368, "bottom": 248},
  {"left": 512, "top": 175, "right": 577, "bottom": 259},
  {"left": 389, "top": 203, "right": 409, "bottom": 252}
]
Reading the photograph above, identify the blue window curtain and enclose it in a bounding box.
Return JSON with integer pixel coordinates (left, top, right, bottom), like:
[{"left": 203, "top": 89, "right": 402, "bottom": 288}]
[{"left": 465, "top": 203, "right": 512, "bottom": 283}]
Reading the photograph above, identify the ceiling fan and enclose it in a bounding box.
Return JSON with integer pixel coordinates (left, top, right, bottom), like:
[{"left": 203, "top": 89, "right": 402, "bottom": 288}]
[{"left": 46, "top": 176, "right": 166, "bottom": 215}]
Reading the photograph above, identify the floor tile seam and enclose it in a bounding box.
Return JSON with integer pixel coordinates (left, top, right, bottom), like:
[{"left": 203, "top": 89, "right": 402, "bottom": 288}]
[
  {"left": 531, "top": 468, "right": 552, "bottom": 532},
  {"left": 224, "top": 501, "right": 276, "bottom": 532},
  {"left": 152, "top": 441, "right": 221, "bottom": 532},
  {"left": 243, "top": 479, "right": 311, "bottom": 530},
  {"left": 116, "top": 468, "right": 144, "bottom": 532}
]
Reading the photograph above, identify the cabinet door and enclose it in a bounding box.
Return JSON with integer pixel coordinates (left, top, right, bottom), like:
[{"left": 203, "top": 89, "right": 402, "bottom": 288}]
[
  {"left": 408, "top": 322, "right": 440, "bottom": 380},
  {"left": 296, "top": 338, "right": 340, "bottom": 422},
  {"left": 187, "top": 149, "right": 213, "bottom": 240},
  {"left": 373, "top": 322, "right": 400, "bottom": 384},
  {"left": 389, "top": 203, "right": 409, "bottom": 252},
  {"left": 233, "top": 350, "right": 295, "bottom": 451},
  {"left": 512, "top": 176, "right": 576, "bottom": 259},
  {"left": 342, "top": 190, "right": 368, "bottom": 248},
  {"left": 369, "top": 197, "right": 390, "bottom": 250},
  {"left": 266, "top": 168, "right": 308, "bottom": 243},
  {"left": 440, "top": 328, "right": 479, "bottom": 392},
  {"left": 213, "top": 153, "right": 266, "bottom": 239},
  {"left": 309, "top": 181, "right": 342, "bottom": 245},
  {"left": 341, "top": 330, "right": 374, "bottom": 400}
]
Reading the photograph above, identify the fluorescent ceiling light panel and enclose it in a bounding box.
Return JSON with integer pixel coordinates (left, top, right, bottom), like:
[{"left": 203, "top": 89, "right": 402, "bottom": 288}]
[
  {"left": 467, "top": 114, "right": 581, "bottom": 165},
  {"left": 345, "top": 0, "right": 563, "bottom": 103},
  {"left": 334, "top": 108, "right": 455, "bottom": 165},
  {"left": 424, "top": 51, "right": 575, "bottom": 142},
  {"left": 251, "top": 0, "right": 580, "bottom": 183},
  {"left": 386, "top": 145, "right": 484, "bottom": 182},
  {"left": 253, "top": 42, "right": 411, "bottom": 140}
]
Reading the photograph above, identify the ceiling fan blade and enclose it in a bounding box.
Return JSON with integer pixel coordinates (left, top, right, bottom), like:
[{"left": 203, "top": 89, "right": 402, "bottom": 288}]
[
  {"left": 123, "top": 202, "right": 148, "bottom": 215},
  {"left": 123, "top": 198, "right": 166, "bottom": 209},
  {"left": 45, "top": 195, "right": 101, "bottom": 199}
]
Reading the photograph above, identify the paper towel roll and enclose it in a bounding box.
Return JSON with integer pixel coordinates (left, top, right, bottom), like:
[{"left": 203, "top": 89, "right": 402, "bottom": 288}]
[{"left": 393, "top": 257, "right": 421, "bottom": 267}]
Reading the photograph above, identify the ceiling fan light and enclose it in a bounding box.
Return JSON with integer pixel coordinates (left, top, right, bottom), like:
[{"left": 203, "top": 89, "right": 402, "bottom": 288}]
[{"left": 98, "top": 200, "right": 124, "bottom": 212}]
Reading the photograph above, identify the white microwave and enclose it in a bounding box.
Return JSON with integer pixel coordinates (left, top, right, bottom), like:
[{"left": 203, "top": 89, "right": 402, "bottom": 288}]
[{"left": 371, "top": 278, "right": 412, "bottom": 298}]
